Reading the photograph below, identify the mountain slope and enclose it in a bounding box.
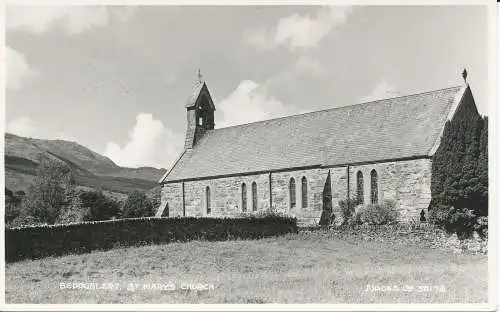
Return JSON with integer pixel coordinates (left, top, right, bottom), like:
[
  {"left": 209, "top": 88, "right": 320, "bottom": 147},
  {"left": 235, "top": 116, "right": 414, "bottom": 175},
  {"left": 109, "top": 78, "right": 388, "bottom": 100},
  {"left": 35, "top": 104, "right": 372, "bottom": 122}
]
[{"left": 4, "top": 133, "right": 166, "bottom": 196}]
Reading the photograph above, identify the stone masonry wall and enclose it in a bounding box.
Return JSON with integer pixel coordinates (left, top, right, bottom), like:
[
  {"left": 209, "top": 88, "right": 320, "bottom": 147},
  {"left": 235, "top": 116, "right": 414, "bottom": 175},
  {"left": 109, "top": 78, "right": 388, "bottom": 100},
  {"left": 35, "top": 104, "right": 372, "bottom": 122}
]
[
  {"left": 348, "top": 158, "right": 433, "bottom": 221},
  {"left": 183, "top": 173, "right": 270, "bottom": 217},
  {"left": 159, "top": 158, "right": 432, "bottom": 223},
  {"left": 271, "top": 168, "right": 346, "bottom": 225},
  {"left": 159, "top": 182, "right": 183, "bottom": 217}
]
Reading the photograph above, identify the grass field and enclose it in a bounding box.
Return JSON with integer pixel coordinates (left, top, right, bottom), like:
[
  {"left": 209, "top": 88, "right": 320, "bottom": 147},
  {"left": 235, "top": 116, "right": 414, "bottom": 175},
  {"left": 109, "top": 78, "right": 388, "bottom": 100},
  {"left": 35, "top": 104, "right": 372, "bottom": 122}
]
[{"left": 5, "top": 230, "right": 488, "bottom": 304}]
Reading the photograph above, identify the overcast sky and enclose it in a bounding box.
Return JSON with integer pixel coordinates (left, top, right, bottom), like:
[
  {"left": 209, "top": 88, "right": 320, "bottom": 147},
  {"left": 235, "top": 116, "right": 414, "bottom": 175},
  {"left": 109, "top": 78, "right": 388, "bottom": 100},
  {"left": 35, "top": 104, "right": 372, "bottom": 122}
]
[{"left": 5, "top": 5, "right": 489, "bottom": 169}]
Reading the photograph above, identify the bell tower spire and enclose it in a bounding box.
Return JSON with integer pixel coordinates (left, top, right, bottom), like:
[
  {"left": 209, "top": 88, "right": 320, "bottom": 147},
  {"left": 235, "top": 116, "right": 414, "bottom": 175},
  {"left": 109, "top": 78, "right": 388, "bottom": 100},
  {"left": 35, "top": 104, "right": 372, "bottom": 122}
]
[{"left": 183, "top": 71, "right": 215, "bottom": 150}]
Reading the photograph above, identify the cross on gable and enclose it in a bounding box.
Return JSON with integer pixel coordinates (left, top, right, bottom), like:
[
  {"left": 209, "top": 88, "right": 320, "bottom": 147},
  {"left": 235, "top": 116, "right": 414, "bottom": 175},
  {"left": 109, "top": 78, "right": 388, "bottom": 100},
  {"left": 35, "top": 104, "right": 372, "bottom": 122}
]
[{"left": 198, "top": 69, "right": 203, "bottom": 83}]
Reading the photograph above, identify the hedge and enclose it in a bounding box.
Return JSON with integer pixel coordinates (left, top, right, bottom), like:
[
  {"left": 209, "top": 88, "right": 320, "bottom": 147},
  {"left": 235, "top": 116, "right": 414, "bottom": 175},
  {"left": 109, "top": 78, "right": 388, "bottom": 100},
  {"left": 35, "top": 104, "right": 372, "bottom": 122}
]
[{"left": 5, "top": 215, "right": 298, "bottom": 263}]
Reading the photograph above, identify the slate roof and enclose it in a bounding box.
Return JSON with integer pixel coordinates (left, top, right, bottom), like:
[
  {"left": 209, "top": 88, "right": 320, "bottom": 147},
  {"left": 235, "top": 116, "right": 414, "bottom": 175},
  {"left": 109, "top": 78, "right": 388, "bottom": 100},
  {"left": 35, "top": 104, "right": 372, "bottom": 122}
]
[{"left": 163, "top": 85, "right": 466, "bottom": 182}]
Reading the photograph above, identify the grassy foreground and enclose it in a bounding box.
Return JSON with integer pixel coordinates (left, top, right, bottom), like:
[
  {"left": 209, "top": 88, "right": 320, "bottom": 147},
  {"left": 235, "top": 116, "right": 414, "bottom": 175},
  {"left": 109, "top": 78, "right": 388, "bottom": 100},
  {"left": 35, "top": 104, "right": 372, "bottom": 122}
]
[{"left": 5, "top": 230, "right": 487, "bottom": 304}]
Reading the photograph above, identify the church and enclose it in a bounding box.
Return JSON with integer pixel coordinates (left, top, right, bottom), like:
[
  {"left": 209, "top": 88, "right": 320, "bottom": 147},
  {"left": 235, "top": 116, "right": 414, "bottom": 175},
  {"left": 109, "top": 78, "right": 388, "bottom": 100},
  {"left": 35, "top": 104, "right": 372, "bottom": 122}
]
[{"left": 156, "top": 71, "right": 480, "bottom": 225}]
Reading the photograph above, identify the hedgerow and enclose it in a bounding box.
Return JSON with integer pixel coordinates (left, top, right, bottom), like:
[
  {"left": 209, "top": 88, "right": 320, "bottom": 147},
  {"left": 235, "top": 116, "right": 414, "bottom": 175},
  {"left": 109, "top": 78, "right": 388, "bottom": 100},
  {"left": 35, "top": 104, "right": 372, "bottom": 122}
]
[{"left": 5, "top": 215, "right": 298, "bottom": 263}]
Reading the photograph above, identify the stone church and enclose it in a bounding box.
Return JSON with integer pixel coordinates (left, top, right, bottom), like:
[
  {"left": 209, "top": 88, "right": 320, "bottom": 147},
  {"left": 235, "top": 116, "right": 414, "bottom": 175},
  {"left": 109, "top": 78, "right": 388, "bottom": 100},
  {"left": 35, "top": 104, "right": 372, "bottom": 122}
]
[{"left": 156, "top": 72, "right": 480, "bottom": 224}]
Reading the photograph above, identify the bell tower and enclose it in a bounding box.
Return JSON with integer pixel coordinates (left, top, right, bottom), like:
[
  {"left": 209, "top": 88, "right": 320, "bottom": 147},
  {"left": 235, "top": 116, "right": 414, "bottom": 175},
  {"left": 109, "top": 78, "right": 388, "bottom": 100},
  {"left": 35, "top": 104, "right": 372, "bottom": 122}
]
[{"left": 184, "top": 71, "right": 215, "bottom": 149}]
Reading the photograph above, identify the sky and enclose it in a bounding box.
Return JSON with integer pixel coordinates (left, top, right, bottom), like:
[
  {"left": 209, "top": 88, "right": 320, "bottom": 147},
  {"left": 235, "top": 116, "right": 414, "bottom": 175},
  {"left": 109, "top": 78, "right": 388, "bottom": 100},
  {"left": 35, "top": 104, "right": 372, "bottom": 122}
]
[{"left": 5, "top": 5, "right": 490, "bottom": 170}]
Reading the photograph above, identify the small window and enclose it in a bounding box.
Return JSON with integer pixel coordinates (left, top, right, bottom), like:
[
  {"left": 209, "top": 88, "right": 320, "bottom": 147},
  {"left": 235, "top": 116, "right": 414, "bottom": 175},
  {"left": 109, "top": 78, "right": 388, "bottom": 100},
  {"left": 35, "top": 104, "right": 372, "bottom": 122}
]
[
  {"left": 370, "top": 169, "right": 378, "bottom": 204},
  {"left": 301, "top": 176, "right": 308, "bottom": 208},
  {"left": 241, "top": 183, "right": 247, "bottom": 212},
  {"left": 252, "top": 182, "right": 258, "bottom": 211},
  {"left": 356, "top": 171, "right": 364, "bottom": 204},
  {"left": 289, "top": 178, "right": 296, "bottom": 209},
  {"left": 206, "top": 186, "right": 211, "bottom": 214}
]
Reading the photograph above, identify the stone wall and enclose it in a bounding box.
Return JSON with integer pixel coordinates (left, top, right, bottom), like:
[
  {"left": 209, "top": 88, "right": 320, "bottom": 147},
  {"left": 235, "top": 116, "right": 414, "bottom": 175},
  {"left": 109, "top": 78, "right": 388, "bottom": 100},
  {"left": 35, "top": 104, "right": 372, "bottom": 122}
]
[
  {"left": 271, "top": 168, "right": 346, "bottom": 224},
  {"left": 183, "top": 173, "right": 270, "bottom": 217},
  {"left": 348, "top": 158, "right": 432, "bottom": 221},
  {"left": 159, "top": 182, "right": 183, "bottom": 217},
  {"left": 159, "top": 158, "right": 432, "bottom": 223}
]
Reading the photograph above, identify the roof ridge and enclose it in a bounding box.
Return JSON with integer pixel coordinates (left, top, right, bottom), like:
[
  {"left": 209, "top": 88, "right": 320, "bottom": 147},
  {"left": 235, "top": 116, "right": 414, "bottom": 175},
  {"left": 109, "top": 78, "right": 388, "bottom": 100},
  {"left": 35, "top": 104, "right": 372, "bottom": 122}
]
[{"left": 213, "top": 84, "right": 463, "bottom": 132}]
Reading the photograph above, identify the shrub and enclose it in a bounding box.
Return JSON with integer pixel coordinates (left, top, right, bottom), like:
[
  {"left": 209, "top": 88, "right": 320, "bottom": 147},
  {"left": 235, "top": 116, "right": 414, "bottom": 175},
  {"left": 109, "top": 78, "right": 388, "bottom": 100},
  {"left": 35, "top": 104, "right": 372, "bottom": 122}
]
[
  {"left": 428, "top": 201, "right": 452, "bottom": 227},
  {"left": 79, "top": 189, "right": 121, "bottom": 221},
  {"left": 474, "top": 216, "right": 488, "bottom": 238},
  {"left": 338, "top": 197, "right": 362, "bottom": 225},
  {"left": 359, "top": 199, "right": 399, "bottom": 225},
  {"left": 445, "top": 208, "right": 477, "bottom": 239},
  {"left": 430, "top": 107, "right": 488, "bottom": 235},
  {"left": 430, "top": 204, "right": 487, "bottom": 239},
  {"left": 121, "top": 191, "right": 154, "bottom": 218},
  {"left": 5, "top": 215, "right": 298, "bottom": 262}
]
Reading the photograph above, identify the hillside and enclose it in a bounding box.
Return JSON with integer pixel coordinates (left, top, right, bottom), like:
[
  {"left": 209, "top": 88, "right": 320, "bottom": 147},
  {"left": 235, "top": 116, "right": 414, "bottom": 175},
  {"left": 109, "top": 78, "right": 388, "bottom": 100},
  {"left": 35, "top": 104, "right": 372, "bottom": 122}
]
[{"left": 4, "top": 133, "right": 166, "bottom": 197}]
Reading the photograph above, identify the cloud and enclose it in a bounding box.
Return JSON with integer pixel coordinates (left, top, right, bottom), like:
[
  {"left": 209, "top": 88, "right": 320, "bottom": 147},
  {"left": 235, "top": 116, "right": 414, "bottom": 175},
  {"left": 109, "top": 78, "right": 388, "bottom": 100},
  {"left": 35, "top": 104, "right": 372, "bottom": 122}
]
[
  {"left": 243, "top": 27, "right": 274, "bottom": 50},
  {"left": 245, "top": 6, "right": 352, "bottom": 51},
  {"left": 295, "top": 56, "right": 321, "bottom": 74},
  {"left": 54, "top": 132, "right": 77, "bottom": 142},
  {"left": 6, "top": 46, "right": 39, "bottom": 89},
  {"left": 360, "top": 80, "right": 399, "bottom": 102},
  {"left": 6, "top": 6, "right": 134, "bottom": 35},
  {"left": 104, "top": 113, "right": 183, "bottom": 169},
  {"left": 216, "top": 80, "right": 298, "bottom": 128},
  {"left": 6, "top": 117, "right": 37, "bottom": 137}
]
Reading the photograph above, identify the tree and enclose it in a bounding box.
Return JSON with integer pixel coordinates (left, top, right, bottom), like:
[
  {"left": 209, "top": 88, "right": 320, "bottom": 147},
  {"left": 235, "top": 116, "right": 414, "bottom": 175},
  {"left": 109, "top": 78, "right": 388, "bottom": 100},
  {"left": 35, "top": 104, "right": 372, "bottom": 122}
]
[
  {"left": 145, "top": 186, "right": 161, "bottom": 211},
  {"left": 121, "top": 190, "right": 154, "bottom": 218},
  {"left": 22, "top": 155, "right": 81, "bottom": 224},
  {"left": 476, "top": 116, "right": 488, "bottom": 216},
  {"left": 319, "top": 171, "right": 333, "bottom": 227},
  {"left": 429, "top": 94, "right": 488, "bottom": 234},
  {"left": 5, "top": 188, "right": 23, "bottom": 226},
  {"left": 80, "top": 189, "right": 120, "bottom": 221}
]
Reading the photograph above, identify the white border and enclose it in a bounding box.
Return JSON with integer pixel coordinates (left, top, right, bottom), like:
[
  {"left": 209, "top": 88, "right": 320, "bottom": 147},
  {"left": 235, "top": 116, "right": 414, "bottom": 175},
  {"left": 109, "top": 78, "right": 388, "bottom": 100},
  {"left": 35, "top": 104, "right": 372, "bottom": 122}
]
[
  {"left": 0, "top": 303, "right": 496, "bottom": 311},
  {"left": 1, "top": 0, "right": 498, "bottom": 311}
]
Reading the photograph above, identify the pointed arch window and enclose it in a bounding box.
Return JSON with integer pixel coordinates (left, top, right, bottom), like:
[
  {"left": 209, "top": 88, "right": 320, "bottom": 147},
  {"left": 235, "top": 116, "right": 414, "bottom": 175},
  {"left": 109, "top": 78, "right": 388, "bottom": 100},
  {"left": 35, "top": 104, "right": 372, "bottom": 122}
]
[
  {"left": 206, "top": 186, "right": 211, "bottom": 214},
  {"left": 241, "top": 183, "right": 247, "bottom": 212},
  {"left": 356, "top": 171, "right": 364, "bottom": 204},
  {"left": 370, "top": 169, "right": 378, "bottom": 204},
  {"left": 252, "top": 182, "right": 258, "bottom": 211},
  {"left": 289, "top": 178, "right": 296, "bottom": 209},
  {"left": 301, "top": 176, "right": 308, "bottom": 208}
]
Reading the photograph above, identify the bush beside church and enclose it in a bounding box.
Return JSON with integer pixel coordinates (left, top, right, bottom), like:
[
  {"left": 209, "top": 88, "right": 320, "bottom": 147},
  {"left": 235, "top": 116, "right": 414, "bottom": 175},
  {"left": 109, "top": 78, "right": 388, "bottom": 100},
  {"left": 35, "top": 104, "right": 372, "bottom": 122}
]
[{"left": 429, "top": 89, "right": 488, "bottom": 238}]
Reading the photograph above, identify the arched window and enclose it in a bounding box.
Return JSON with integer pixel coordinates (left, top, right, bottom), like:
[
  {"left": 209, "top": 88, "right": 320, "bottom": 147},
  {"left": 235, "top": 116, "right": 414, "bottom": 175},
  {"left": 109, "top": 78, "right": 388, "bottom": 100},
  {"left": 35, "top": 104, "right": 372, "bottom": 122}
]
[
  {"left": 370, "top": 169, "right": 378, "bottom": 204},
  {"left": 241, "top": 183, "right": 247, "bottom": 212},
  {"left": 252, "top": 182, "right": 258, "bottom": 211},
  {"left": 301, "top": 176, "right": 308, "bottom": 208},
  {"left": 206, "top": 186, "right": 211, "bottom": 214},
  {"left": 289, "top": 178, "right": 296, "bottom": 209},
  {"left": 356, "top": 171, "right": 364, "bottom": 204}
]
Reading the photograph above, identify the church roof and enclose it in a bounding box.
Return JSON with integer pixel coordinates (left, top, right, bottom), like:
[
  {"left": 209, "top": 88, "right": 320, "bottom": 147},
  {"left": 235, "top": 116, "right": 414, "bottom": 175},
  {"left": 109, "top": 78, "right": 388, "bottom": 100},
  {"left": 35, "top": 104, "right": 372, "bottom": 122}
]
[{"left": 163, "top": 85, "right": 466, "bottom": 182}]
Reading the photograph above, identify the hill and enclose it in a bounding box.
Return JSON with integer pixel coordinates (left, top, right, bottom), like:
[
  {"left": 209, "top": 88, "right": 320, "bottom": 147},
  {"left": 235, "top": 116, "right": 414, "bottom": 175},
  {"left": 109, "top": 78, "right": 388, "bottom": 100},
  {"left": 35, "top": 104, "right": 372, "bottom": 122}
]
[{"left": 4, "top": 133, "right": 166, "bottom": 197}]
